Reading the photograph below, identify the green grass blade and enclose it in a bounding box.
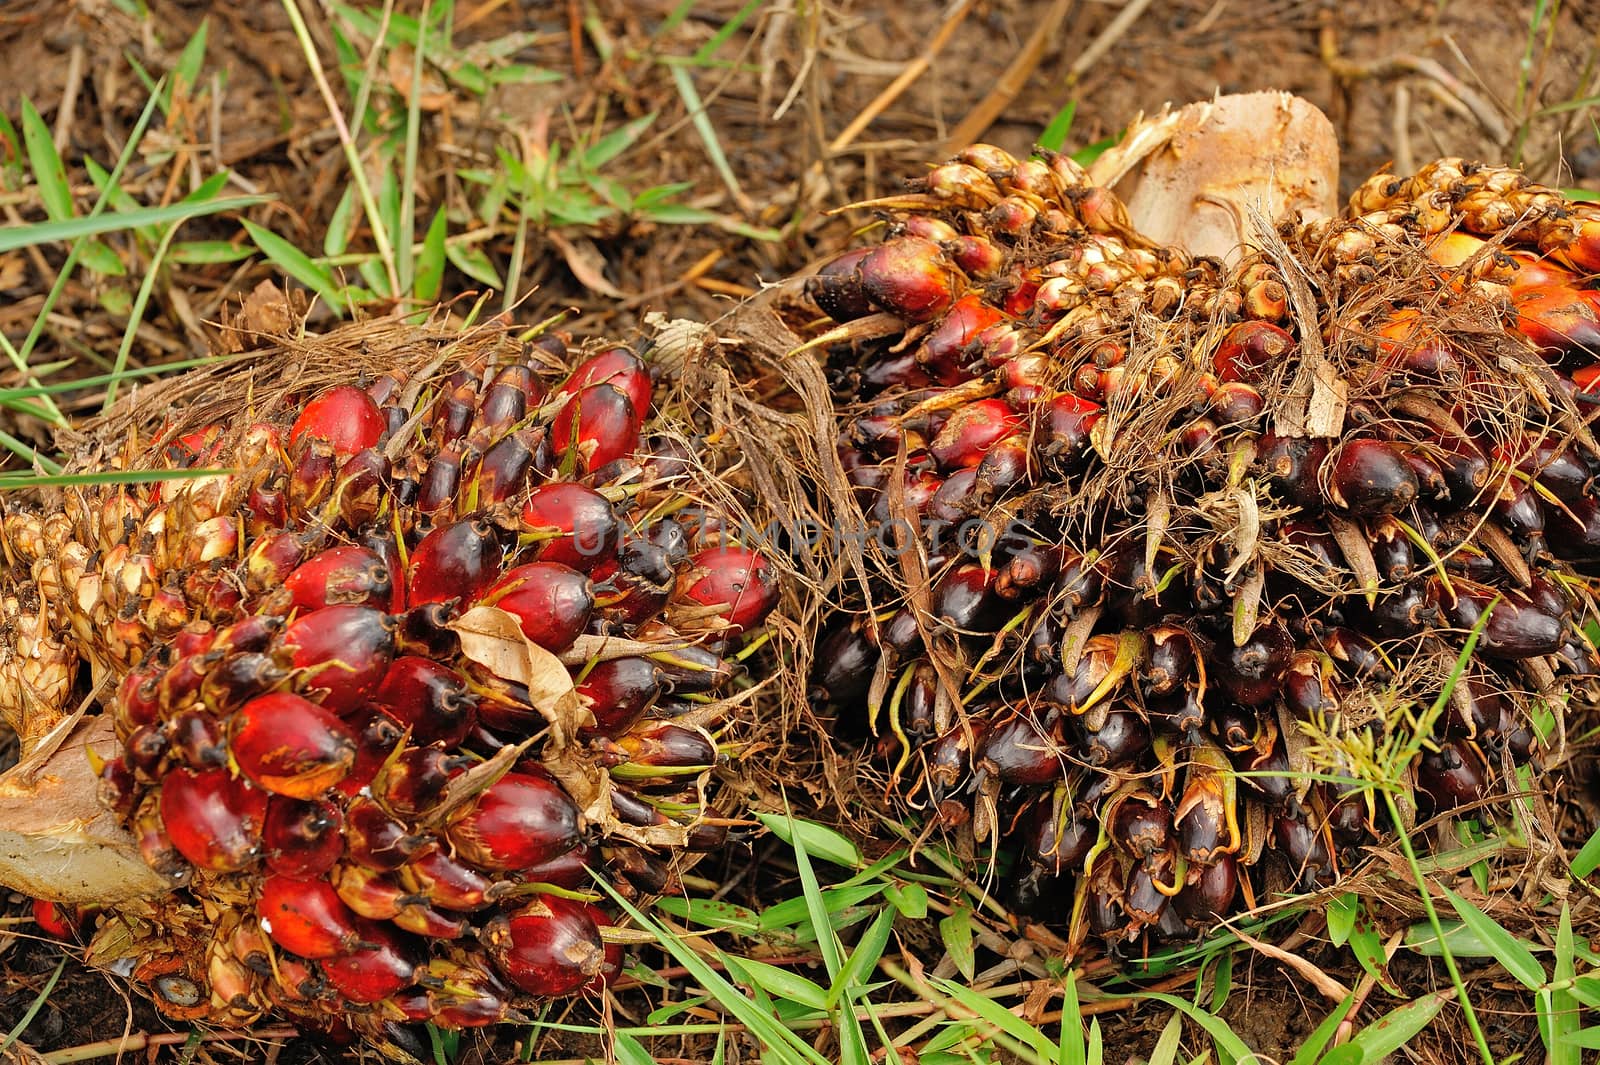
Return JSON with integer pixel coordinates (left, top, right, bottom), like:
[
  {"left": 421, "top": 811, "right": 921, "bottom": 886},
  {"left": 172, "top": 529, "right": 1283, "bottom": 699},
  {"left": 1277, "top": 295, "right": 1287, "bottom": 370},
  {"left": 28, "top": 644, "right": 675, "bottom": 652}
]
[
  {"left": 668, "top": 64, "right": 746, "bottom": 212},
  {"left": 829, "top": 905, "right": 895, "bottom": 1010},
  {"left": 0, "top": 956, "right": 66, "bottom": 1055},
  {"left": 788, "top": 811, "right": 844, "bottom": 981},
  {"left": 103, "top": 219, "right": 183, "bottom": 410},
  {"left": 932, "top": 978, "right": 1054, "bottom": 1060},
  {"left": 242, "top": 219, "right": 346, "bottom": 311},
  {"left": 0, "top": 196, "right": 271, "bottom": 253},
  {"left": 1037, "top": 100, "right": 1077, "bottom": 154},
  {"left": 754, "top": 813, "right": 862, "bottom": 869},
  {"left": 597, "top": 881, "right": 832, "bottom": 1065},
  {"left": 1060, "top": 970, "right": 1087, "bottom": 1065},
  {"left": 20, "top": 97, "right": 73, "bottom": 221},
  {"left": 1552, "top": 903, "right": 1580, "bottom": 1065},
  {"left": 397, "top": 0, "right": 430, "bottom": 298},
  {"left": 1147, "top": 1012, "right": 1183, "bottom": 1065},
  {"left": 1571, "top": 824, "right": 1600, "bottom": 877},
  {"left": 1343, "top": 990, "right": 1450, "bottom": 1061},
  {"left": 1136, "top": 991, "right": 1253, "bottom": 1065},
  {"left": 938, "top": 904, "right": 976, "bottom": 983},
  {"left": 1441, "top": 887, "right": 1545, "bottom": 990},
  {"left": 1285, "top": 993, "right": 1355, "bottom": 1065},
  {"left": 415, "top": 206, "right": 448, "bottom": 303}
]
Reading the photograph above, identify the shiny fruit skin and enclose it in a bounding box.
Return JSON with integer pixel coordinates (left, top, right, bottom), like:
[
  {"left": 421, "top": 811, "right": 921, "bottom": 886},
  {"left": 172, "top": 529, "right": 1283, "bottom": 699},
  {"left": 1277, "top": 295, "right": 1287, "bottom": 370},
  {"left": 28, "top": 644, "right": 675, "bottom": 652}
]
[
  {"left": 229, "top": 692, "right": 357, "bottom": 798},
  {"left": 483, "top": 896, "right": 605, "bottom": 996},
  {"left": 519, "top": 483, "right": 620, "bottom": 571},
  {"left": 281, "top": 606, "right": 396, "bottom": 715},
  {"left": 282, "top": 546, "right": 394, "bottom": 613},
  {"left": 258, "top": 874, "right": 361, "bottom": 959},
  {"left": 320, "top": 919, "right": 419, "bottom": 1003},
  {"left": 159, "top": 768, "right": 268, "bottom": 873},
  {"left": 262, "top": 796, "right": 345, "bottom": 878},
  {"left": 551, "top": 383, "right": 642, "bottom": 475},
  {"left": 289, "top": 385, "right": 386, "bottom": 457},
  {"left": 677, "top": 547, "right": 779, "bottom": 635},
  {"left": 557, "top": 347, "right": 653, "bottom": 422},
  {"left": 445, "top": 771, "right": 582, "bottom": 872},
  {"left": 406, "top": 520, "right": 503, "bottom": 609},
  {"left": 478, "top": 562, "right": 595, "bottom": 651}
]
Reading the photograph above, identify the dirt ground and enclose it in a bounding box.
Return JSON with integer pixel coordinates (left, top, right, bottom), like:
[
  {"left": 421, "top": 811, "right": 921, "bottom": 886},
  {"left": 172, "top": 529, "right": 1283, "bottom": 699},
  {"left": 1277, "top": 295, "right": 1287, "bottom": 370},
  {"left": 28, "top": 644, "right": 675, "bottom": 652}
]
[{"left": 3, "top": 0, "right": 1600, "bottom": 1061}]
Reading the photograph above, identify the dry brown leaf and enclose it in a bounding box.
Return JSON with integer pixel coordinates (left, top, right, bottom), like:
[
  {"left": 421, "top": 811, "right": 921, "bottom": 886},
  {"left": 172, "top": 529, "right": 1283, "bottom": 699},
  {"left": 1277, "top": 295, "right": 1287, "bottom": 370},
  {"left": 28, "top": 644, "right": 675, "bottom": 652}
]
[
  {"left": 449, "top": 605, "right": 591, "bottom": 747},
  {"left": 548, "top": 232, "right": 624, "bottom": 299}
]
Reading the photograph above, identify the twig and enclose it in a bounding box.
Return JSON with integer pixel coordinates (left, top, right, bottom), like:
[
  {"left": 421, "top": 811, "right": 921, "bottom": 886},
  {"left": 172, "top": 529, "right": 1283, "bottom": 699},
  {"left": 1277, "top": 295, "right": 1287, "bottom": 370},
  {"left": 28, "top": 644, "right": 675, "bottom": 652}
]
[
  {"left": 39, "top": 1027, "right": 300, "bottom": 1064},
  {"left": 827, "top": 0, "right": 977, "bottom": 155},
  {"left": 279, "top": 0, "right": 401, "bottom": 298},
  {"left": 942, "top": 0, "right": 1079, "bottom": 153},
  {"left": 51, "top": 42, "right": 85, "bottom": 155}
]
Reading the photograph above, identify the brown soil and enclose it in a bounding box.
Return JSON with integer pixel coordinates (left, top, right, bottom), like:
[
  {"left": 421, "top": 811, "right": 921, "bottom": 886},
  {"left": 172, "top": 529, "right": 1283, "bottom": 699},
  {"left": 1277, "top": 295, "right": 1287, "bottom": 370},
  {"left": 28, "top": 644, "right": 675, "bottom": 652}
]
[{"left": 2, "top": 0, "right": 1598, "bottom": 1062}]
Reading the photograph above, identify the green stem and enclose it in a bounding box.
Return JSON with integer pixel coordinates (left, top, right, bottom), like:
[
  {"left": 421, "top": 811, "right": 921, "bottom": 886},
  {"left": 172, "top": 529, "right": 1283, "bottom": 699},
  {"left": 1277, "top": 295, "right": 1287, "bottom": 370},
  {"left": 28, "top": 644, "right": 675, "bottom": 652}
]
[{"left": 1382, "top": 789, "right": 1494, "bottom": 1065}]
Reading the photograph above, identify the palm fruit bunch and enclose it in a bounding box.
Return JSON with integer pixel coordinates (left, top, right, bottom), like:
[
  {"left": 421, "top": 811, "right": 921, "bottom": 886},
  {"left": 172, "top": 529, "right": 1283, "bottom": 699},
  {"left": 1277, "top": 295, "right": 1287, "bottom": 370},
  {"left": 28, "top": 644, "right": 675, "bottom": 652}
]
[
  {"left": 0, "top": 317, "right": 779, "bottom": 1034},
  {"left": 799, "top": 145, "right": 1600, "bottom": 954}
]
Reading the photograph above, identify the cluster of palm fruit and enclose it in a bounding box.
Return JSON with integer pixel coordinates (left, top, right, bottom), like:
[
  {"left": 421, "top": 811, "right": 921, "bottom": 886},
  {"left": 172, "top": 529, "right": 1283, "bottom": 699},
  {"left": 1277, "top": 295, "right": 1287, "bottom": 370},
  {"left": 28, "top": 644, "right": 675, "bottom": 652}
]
[
  {"left": 802, "top": 146, "right": 1600, "bottom": 953},
  {"left": 0, "top": 323, "right": 779, "bottom": 1032}
]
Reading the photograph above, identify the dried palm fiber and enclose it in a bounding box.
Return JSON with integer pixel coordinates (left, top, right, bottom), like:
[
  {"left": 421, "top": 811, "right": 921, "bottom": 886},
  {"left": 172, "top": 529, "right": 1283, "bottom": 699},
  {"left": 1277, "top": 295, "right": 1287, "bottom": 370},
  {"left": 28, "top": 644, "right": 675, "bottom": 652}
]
[
  {"left": 690, "top": 142, "right": 1600, "bottom": 956},
  {"left": 0, "top": 306, "right": 782, "bottom": 1036}
]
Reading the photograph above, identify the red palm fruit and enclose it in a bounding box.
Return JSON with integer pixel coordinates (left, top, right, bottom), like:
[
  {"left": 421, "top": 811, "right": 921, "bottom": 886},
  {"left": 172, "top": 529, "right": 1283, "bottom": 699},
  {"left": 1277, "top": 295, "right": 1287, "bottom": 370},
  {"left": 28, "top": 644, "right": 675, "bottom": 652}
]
[
  {"left": 478, "top": 562, "right": 594, "bottom": 651},
  {"left": 930, "top": 399, "right": 1023, "bottom": 469},
  {"left": 167, "top": 708, "right": 229, "bottom": 769},
  {"left": 472, "top": 430, "right": 537, "bottom": 505},
  {"left": 1212, "top": 320, "right": 1294, "bottom": 382},
  {"left": 345, "top": 797, "right": 424, "bottom": 871},
  {"left": 806, "top": 249, "right": 873, "bottom": 323},
  {"left": 290, "top": 385, "right": 386, "bottom": 456},
  {"left": 394, "top": 602, "right": 462, "bottom": 660},
  {"left": 932, "top": 564, "right": 1005, "bottom": 632},
  {"left": 418, "top": 959, "right": 522, "bottom": 1027},
  {"left": 859, "top": 236, "right": 961, "bottom": 322},
  {"left": 171, "top": 622, "right": 215, "bottom": 659},
  {"left": 321, "top": 919, "right": 420, "bottom": 1004},
  {"left": 281, "top": 606, "right": 396, "bottom": 715},
  {"left": 99, "top": 758, "right": 137, "bottom": 816},
  {"left": 432, "top": 379, "right": 479, "bottom": 445},
  {"left": 576, "top": 657, "right": 664, "bottom": 737},
  {"left": 1173, "top": 855, "right": 1238, "bottom": 923},
  {"left": 334, "top": 448, "right": 390, "bottom": 529},
  {"left": 160, "top": 767, "right": 268, "bottom": 872},
  {"left": 861, "top": 349, "right": 933, "bottom": 391},
  {"left": 1327, "top": 439, "right": 1419, "bottom": 513},
  {"left": 263, "top": 797, "right": 344, "bottom": 878},
  {"left": 117, "top": 658, "right": 165, "bottom": 730},
  {"left": 124, "top": 723, "right": 169, "bottom": 778},
  {"left": 245, "top": 530, "right": 316, "bottom": 593},
  {"left": 521, "top": 843, "right": 596, "bottom": 889},
  {"left": 258, "top": 874, "right": 363, "bottom": 958},
  {"left": 646, "top": 643, "right": 735, "bottom": 692},
  {"left": 288, "top": 437, "right": 339, "bottom": 516},
  {"left": 333, "top": 862, "right": 415, "bottom": 919},
  {"left": 157, "top": 651, "right": 218, "bottom": 716},
  {"left": 399, "top": 844, "right": 496, "bottom": 911},
  {"left": 445, "top": 771, "right": 582, "bottom": 872},
  {"left": 417, "top": 444, "right": 464, "bottom": 514},
  {"left": 1214, "top": 622, "right": 1294, "bottom": 707},
  {"left": 1417, "top": 739, "right": 1488, "bottom": 810},
  {"left": 1037, "top": 393, "right": 1102, "bottom": 473},
  {"left": 1076, "top": 707, "right": 1150, "bottom": 767},
  {"left": 476, "top": 366, "right": 535, "bottom": 433},
  {"left": 1500, "top": 438, "right": 1591, "bottom": 501},
  {"left": 1438, "top": 581, "right": 1563, "bottom": 658},
  {"left": 676, "top": 547, "right": 778, "bottom": 636},
  {"left": 1514, "top": 284, "right": 1600, "bottom": 360},
  {"left": 283, "top": 546, "right": 394, "bottom": 614},
  {"left": 591, "top": 540, "right": 676, "bottom": 628},
  {"left": 393, "top": 901, "right": 469, "bottom": 939},
  {"left": 973, "top": 435, "right": 1031, "bottom": 494},
  {"left": 1110, "top": 797, "right": 1171, "bottom": 857},
  {"left": 246, "top": 481, "right": 287, "bottom": 535},
  {"left": 558, "top": 347, "right": 654, "bottom": 422},
  {"left": 609, "top": 725, "right": 718, "bottom": 785},
  {"left": 365, "top": 370, "right": 406, "bottom": 407},
  {"left": 31, "top": 899, "right": 80, "bottom": 938},
  {"left": 214, "top": 613, "right": 284, "bottom": 655},
  {"left": 371, "top": 657, "right": 476, "bottom": 747},
  {"left": 371, "top": 746, "right": 459, "bottom": 818},
  {"left": 1549, "top": 495, "right": 1600, "bottom": 559},
  {"left": 913, "top": 293, "right": 1007, "bottom": 384},
  {"left": 198, "top": 653, "right": 287, "bottom": 713},
  {"left": 132, "top": 793, "right": 190, "bottom": 881},
  {"left": 1367, "top": 308, "right": 1452, "bottom": 374},
  {"left": 973, "top": 715, "right": 1061, "bottom": 787},
  {"left": 551, "top": 383, "right": 641, "bottom": 474},
  {"left": 519, "top": 483, "right": 619, "bottom": 570},
  {"left": 230, "top": 692, "right": 357, "bottom": 798},
  {"left": 406, "top": 519, "right": 502, "bottom": 608},
  {"left": 483, "top": 896, "right": 605, "bottom": 997},
  {"left": 467, "top": 668, "right": 545, "bottom": 736},
  {"left": 335, "top": 712, "right": 406, "bottom": 799},
  {"left": 1209, "top": 381, "right": 1264, "bottom": 424}
]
